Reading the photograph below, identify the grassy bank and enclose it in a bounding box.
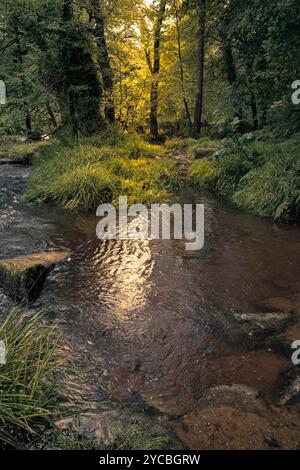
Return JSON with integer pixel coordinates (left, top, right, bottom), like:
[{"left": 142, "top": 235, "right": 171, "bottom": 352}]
[
  {"left": 27, "top": 130, "right": 179, "bottom": 210},
  {"left": 0, "top": 309, "right": 60, "bottom": 448},
  {"left": 189, "top": 132, "right": 300, "bottom": 222},
  {"left": 0, "top": 308, "right": 174, "bottom": 450},
  {"left": 0, "top": 136, "right": 51, "bottom": 162}
]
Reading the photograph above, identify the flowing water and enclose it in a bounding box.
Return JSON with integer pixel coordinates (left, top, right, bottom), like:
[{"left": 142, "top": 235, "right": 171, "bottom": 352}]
[{"left": 1, "top": 163, "right": 300, "bottom": 433}]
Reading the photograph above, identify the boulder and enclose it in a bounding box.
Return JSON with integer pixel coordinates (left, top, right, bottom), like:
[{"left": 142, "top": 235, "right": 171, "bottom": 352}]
[{"left": 0, "top": 251, "right": 70, "bottom": 302}]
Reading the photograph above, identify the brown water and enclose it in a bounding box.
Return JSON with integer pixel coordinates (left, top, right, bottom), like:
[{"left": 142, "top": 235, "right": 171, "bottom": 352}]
[{"left": 1, "top": 165, "right": 300, "bottom": 421}]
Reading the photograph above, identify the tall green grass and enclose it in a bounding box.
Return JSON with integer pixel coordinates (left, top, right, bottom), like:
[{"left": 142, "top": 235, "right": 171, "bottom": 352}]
[
  {"left": 0, "top": 309, "right": 60, "bottom": 447},
  {"left": 189, "top": 133, "right": 300, "bottom": 222},
  {"left": 27, "top": 131, "right": 179, "bottom": 210},
  {"left": 233, "top": 148, "right": 299, "bottom": 220}
]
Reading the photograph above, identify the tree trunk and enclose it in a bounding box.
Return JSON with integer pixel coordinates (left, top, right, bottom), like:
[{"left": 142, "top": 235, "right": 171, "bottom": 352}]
[
  {"left": 174, "top": 0, "right": 192, "bottom": 135},
  {"left": 14, "top": 36, "right": 32, "bottom": 136},
  {"left": 59, "top": 0, "right": 104, "bottom": 136},
  {"left": 192, "top": 0, "right": 206, "bottom": 139},
  {"left": 222, "top": 40, "right": 245, "bottom": 133},
  {"left": 250, "top": 93, "right": 258, "bottom": 130},
  {"left": 149, "top": 0, "right": 168, "bottom": 141},
  {"left": 91, "top": 2, "right": 115, "bottom": 124},
  {"left": 46, "top": 101, "right": 58, "bottom": 128}
]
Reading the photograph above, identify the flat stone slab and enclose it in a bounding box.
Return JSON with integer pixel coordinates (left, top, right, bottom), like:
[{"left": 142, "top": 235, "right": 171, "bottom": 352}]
[{"left": 0, "top": 251, "right": 71, "bottom": 303}]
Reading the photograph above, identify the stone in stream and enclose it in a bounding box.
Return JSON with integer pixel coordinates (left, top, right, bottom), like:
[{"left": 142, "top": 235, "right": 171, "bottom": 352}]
[
  {"left": 0, "top": 251, "right": 71, "bottom": 303},
  {"left": 198, "top": 384, "right": 268, "bottom": 416},
  {"left": 276, "top": 367, "right": 300, "bottom": 406},
  {"left": 214, "top": 310, "right": 294, "bottom": 350}
]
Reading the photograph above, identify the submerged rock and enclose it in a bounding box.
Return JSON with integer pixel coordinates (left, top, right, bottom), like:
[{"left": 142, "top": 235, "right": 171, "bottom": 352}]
[
  {"left": 217, "top": 310, "right": 294, "bottom": 349},
  {"left": 276, "top": 367, "right": 300, "bottom": 406},
  {"left": 0, "top": 251, "right": 70, "bottom": 302}
]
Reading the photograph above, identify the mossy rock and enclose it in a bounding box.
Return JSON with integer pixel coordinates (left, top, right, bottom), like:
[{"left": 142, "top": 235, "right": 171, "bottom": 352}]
[{"left": 0, "top": 251, "right": 70, "bottom": 303}]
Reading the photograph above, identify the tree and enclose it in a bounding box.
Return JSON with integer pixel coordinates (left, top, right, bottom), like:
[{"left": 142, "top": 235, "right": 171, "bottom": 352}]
[
  {"left": 192, "top": 0, "right": 206, "bottom": 138},
  {"left": 90, "top": 0, "right": 115, "bottom": 124},
  {"left": 147, "top": 0, "right": 168, "bottom": 140},
  {"left": 173, "top": 0, "right": 192, "bottom": 135}
]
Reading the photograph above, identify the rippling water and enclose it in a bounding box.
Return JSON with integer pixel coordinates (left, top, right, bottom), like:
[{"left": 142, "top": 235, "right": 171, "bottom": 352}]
[{"left": 1, "top": 164, "right": 300, "bottom": 417}]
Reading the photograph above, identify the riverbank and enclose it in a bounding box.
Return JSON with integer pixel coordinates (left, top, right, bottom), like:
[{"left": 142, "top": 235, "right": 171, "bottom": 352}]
[
  {"left": 26, "top": 130, "right": 179, "bottom": 210},
  {"left": 189, "top": 131, "right": 300, "bottom": 223},
  {"left": 22, "top": 128, "right": 300, "bottom": 224}
]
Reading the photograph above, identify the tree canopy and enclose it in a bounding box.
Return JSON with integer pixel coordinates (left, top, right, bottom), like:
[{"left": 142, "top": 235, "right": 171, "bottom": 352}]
[{"left": 1, "top": 0, "right": 299, "bottom": 138}]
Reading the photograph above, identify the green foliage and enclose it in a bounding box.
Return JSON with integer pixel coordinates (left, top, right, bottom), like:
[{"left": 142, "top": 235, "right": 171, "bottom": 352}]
[
  {"left": 189, "top": 133, "right": 300, "bottom": 221},
  {"left": 27, "top": 132, "right": 179, "bottom": 209},
  {"left": 164, "top": 137, "right": 199, "bottom": 151},
  {"left": 165, "top": 137, "right": 221, "bottom": 157},
  {"left": 0, "top": 309, "right": 60, "bottom": 448},
  {"left": 121, "top": 134, "right": 164, "bottom": 159},
  {"left": 189, "top": 159, "right": 220, "bottom": 188},
  {"left": 233, "top": 148, "right": 300, "bottom": 221}
]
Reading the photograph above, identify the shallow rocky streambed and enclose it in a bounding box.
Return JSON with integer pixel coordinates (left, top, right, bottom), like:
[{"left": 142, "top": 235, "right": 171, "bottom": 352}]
[{"left": 1, "top": 161, "right": 300, "bottom": 449}]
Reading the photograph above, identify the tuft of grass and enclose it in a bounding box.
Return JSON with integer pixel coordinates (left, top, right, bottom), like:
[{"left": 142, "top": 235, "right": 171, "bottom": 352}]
[
  {"left": 52, "top": 165, "right": 116, "bottom": 210},
  {"left": 189, "top": 158, "right": 220, "bottom": 188},
  {"left": 109, "top": 423, "right": 173, "bottom": 451},
  {"left": 0, "top": 309, "right": 61, "bottom": 448},
  {"left": 27, "top": 131, "right": 179, "bottom": 210},
  {"left": 121, "top": 134, "right": 164, "bottom": 159}
]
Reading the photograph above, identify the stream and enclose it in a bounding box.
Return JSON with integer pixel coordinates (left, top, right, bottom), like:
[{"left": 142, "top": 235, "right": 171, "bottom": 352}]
[{"left": 1, "top": 162, "right": 300, "bottom": 448}]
